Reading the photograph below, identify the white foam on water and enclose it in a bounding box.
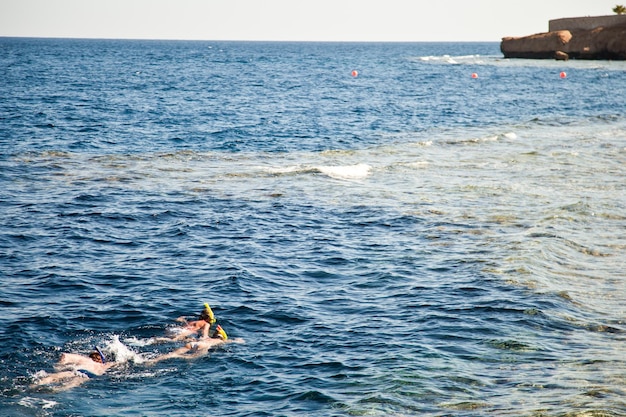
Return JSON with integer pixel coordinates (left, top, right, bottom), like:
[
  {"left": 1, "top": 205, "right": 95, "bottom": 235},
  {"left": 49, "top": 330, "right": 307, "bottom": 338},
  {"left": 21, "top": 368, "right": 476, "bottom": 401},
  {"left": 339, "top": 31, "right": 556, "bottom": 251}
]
[
  {"left": 123, "top": 336, "right": 160, "bottom": 347},
  {"left": 416, "top": 54, "right": 483, "bottom": 65},
  {"left": 104, "top": 335, "right": 146, "bottom": 364},
  {"left": 19, "top": 396, "right": 58, "bottom": 410},
  {"left": 316, "top": 163, "right": 371, "bottom": 180}
]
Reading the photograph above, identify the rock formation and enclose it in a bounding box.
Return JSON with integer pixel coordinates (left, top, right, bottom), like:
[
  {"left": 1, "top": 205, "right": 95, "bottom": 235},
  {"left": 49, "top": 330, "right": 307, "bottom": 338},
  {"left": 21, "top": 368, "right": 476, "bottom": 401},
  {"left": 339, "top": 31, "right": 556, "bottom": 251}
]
[{"left": 501, "top": 20, "right": 626, "bottom": 60}]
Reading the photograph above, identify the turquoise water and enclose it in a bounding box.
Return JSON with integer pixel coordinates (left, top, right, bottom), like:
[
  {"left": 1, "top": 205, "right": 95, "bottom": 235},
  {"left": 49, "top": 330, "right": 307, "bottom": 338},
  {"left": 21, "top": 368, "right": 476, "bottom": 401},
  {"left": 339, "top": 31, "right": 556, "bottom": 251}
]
[{"left": 1, "top": 38, "right": 625, "bottom": 416}]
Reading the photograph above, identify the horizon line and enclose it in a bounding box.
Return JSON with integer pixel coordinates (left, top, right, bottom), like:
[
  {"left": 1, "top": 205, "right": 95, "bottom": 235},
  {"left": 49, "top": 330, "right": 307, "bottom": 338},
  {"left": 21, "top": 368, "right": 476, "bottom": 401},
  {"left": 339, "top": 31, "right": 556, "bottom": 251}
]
[{"left": 0, "top": 35, "right": 503, "bottom": 43}]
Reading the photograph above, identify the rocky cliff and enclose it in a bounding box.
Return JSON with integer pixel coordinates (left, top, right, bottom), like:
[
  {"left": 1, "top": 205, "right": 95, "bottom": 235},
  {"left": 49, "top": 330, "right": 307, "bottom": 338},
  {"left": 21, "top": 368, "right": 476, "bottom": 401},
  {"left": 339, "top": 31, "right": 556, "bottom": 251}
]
[{"left": 501, "top": 23, "right": 626, "bottom": 60}]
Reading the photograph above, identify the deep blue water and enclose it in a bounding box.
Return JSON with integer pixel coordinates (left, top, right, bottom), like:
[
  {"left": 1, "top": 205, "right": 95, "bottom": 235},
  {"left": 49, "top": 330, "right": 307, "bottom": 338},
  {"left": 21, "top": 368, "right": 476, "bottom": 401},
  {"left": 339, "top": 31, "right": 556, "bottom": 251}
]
[{"left": 1, "top": 38, "right": 625, "bottom": 416}]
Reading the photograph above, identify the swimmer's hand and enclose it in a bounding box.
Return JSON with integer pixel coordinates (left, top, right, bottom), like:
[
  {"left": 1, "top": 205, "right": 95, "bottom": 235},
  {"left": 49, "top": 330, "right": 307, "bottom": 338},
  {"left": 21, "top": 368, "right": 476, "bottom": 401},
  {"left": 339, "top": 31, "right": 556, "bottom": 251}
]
[{"left": 175, "top": 316, "right": 187, "bottom": 323}]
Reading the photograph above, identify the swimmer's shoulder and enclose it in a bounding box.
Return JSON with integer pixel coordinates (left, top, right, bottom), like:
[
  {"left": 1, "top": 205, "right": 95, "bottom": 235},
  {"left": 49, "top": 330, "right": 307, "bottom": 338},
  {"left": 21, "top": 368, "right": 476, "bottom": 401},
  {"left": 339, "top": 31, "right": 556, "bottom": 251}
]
[{"left": 60, "top": 353, "right": 86, "bottom": 363}]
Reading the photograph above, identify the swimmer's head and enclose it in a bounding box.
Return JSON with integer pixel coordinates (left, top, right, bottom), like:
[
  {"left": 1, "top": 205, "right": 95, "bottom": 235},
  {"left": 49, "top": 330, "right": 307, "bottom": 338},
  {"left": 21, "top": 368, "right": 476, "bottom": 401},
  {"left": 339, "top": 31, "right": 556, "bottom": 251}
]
[
  {"left": 200, "top": 303, "right": 216, "bottom": 324},
  {"left": 89, "top": 352, "right": 101, "bottom": 362},
  {"left": 213, "top": 325, "right": 228, "bottom": 341},
  {"left": 90, "top": 347, "right": 106, "bottom": 364}
]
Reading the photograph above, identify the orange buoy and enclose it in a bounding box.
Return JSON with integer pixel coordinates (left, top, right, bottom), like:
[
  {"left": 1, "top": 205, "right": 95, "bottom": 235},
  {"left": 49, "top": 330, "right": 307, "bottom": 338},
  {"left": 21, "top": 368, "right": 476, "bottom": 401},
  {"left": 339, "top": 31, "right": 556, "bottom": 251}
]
[
  {"left": 560, "top": 71, "right": 567, "bottom": 79},
  {"left": 471, "top": 72, "right": 478, "bottom": 79},
  {"left": 351, "top": 70, "right": 358, "bottom": 77}
]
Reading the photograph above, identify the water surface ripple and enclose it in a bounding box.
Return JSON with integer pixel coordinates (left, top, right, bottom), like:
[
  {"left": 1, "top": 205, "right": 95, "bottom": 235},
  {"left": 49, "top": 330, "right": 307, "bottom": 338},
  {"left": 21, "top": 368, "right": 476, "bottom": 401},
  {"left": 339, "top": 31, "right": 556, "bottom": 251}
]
[{"left": 1, "top": 38, "right": 625, "bottom": 416}]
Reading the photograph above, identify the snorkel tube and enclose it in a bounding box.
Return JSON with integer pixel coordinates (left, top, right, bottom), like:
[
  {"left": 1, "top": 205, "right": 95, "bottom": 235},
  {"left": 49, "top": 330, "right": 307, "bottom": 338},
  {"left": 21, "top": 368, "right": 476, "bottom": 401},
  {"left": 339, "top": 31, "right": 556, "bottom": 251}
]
[
  {"left": 214, "top": 324, "right": 228, "bottom": 340},
  {"left": 204, "top": 303, "right": 216, "bottom": 325},
  {"left": 94, "top": 346, "right": 106, "bottom": 364}
]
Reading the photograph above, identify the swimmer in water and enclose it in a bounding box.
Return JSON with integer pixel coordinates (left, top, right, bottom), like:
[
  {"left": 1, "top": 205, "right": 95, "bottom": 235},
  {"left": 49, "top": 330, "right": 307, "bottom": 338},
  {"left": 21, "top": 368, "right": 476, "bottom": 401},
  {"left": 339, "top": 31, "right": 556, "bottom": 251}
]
[
  {"left": 126, "top": 303, "right": 218, "bottom": 346},
  {"left": 167, "top": 303, "right": 216, "bottom": 341},
  {"left": 31, "top": 347, "right": 117, "bottom": 391},
  {"left": 146, "top": 325, "right": 242, "bottom": 364}
]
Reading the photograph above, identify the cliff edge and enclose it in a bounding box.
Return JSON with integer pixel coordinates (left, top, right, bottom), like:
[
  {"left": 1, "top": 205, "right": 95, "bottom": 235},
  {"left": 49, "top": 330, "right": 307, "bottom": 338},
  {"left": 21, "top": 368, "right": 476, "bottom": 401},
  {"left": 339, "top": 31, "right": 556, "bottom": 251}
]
[{"left": 501, "top": 15, "right": 626, "bottom": 60}]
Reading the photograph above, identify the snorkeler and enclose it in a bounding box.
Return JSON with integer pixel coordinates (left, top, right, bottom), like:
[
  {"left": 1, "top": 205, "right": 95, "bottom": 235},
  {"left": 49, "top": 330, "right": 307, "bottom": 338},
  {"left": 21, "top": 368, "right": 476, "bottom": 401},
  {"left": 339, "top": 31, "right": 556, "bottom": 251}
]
[
  {"left": 145, "top": 324, "right": 241, "bottom": 364},
  {"left": 31, "top": 347, "right": 116, "bottom": 391},
  {"left": 125, "top": 303, "right": 220, "bottom": 347},
  {"left": 168, "top": 303, "right": 216, "bottom": 341}
]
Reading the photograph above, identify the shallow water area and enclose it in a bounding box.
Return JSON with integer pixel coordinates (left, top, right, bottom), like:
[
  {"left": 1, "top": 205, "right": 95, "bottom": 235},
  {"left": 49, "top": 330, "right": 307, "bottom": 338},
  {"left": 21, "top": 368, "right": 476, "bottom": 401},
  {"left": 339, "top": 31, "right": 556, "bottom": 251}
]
[{"left": 1, "top": 39, "right": 625, "bottom": 416}]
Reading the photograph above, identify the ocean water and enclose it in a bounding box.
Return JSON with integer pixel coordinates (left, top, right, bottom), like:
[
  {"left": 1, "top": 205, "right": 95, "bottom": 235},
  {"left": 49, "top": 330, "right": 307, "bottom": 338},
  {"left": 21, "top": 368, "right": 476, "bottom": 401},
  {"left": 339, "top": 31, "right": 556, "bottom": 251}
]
[{"left": 0, "top": 38, "right": 625, "bottom": 416}]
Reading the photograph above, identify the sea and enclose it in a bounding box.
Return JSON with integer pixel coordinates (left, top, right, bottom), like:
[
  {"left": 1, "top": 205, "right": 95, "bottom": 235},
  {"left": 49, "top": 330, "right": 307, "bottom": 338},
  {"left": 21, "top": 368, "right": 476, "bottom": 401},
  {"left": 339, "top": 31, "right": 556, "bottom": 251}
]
[{"left": 0, "top": 38, "right": 624, "bottom": 417}]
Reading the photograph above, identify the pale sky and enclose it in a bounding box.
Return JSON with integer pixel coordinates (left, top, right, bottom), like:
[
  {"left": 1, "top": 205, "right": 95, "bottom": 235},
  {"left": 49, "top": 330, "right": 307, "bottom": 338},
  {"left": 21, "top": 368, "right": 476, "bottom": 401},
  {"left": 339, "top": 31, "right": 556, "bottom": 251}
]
[{"left": 0, "top": 0, "right": 619, "bottom": 42}]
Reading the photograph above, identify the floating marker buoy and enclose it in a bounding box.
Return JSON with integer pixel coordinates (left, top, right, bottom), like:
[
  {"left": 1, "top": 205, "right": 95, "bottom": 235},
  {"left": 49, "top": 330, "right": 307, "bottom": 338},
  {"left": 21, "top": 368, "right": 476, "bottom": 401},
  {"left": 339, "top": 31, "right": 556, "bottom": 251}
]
[
  {"left": 560, "top": 71, "right": 567, "bottom": 78},
  {"left": 351, "top": 70, "right": 358, "bottom": 77},
  {"left": 471, "top": 72, "right": 478, "bottom": 79}
]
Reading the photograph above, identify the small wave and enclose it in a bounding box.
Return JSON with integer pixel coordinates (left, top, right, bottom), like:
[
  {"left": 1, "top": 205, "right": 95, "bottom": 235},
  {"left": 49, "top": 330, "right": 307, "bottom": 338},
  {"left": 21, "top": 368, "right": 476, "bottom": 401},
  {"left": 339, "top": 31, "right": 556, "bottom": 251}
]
[
  {"left": 263, "top": 163, "right": 372, "bottom": 180},
  {"left": 316, "top": 163, "right": 371, "bottom": 180},
  {"left": 18, "top": 396, "right": 58, "bottom": 410},
  {"left": 419, "top": 54, "right": 458, "bottom": 64},
  {"left": 416, "top": 54, "right": 483, "bottom": 65},
  {"left": 445, "top": 135, "right": 498, "bottom": 145},
  {"left": 444, "top": 131, "right": 517, "bottom": 146},
  {"left": 262, "top": 165, "right": 304, "bottom": 175}
]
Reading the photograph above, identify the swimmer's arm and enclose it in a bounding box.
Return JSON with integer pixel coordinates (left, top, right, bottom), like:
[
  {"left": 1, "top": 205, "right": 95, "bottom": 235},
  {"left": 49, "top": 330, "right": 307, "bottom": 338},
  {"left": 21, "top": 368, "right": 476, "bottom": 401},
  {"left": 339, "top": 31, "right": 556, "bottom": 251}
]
[
  {"left": 201, "top": 322, "right": 211, "bottom": 339},
  {"left": 31, "top": 370, "right": 88, "bottom": 390},
  {"left": 186, "top": 338, "right": 245, "bottom": 357},
  {"left": 143, "top": 346, "right": 191, "bottom": 364},
  {"left": 175, "top": 316, "right": 188, "bottom": 323},
  {"left": 146, "top": 340, "right": 214, "bottom": 363}
]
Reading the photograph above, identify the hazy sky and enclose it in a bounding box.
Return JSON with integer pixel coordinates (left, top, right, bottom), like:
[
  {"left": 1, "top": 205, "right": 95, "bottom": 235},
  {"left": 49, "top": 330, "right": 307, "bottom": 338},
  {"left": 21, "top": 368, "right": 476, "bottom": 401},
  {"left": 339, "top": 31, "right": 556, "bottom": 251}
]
[{"left": 0, "top": 0, "right": 619, "bottom": 42}]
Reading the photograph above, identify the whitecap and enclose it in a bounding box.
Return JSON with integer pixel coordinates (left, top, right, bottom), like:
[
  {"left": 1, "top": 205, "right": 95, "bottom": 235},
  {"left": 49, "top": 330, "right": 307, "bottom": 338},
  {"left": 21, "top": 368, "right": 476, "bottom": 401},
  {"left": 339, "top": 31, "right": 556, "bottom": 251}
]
[
  {"left": 416, "top": 54, "right": 483, "bottom": 65},
  {"left": 123, "top": 336, "right": 160, "bottom": 347},
  {"left": 316, "top": 163, "right": 371, "bottom": 180}
]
